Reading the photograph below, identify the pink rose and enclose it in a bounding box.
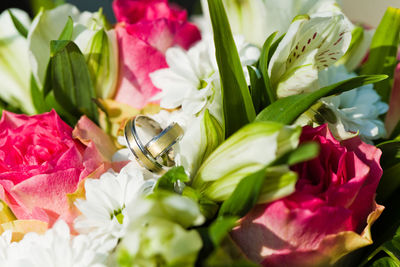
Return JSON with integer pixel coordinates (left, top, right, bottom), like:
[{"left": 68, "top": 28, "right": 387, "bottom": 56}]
[
  {"left": 231, "top": 124, "right": 384, "bottom": 267},
  {"left": 113, "top": 0, "right": 201, "bottom": 109},
  {"left": 0, "top": 110, "right": 118, "bottom": 226}
]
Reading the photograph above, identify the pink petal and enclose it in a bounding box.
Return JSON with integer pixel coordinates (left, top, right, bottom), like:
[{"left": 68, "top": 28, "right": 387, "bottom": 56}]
[
  {"left": 113, "top": 0, "right": 187, "bottom": 24},
  {"left": 114, "top": 25, "right": 167, "bottom": 109},
  {"left": 385, "top": 63, "right": 400, "bottom": 136},
  {"left": 72, "top": 116, "right": 117, "bottom": 161},
  {"left": 10, "top": 168, "right": 82, "bottom": 225}
]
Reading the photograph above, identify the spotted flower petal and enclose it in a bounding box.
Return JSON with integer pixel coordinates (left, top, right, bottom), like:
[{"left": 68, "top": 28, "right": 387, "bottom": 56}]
[{"left": 269, "top": 12, "right": 351, "bottom": 98}]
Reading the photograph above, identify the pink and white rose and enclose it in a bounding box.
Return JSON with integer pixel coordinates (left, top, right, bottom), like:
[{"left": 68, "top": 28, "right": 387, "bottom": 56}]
[
  {"left": 113, "top": 0, "right": 202, "bottom": 109},
  {"left": 231, "top": 124, "right": 384, "bottom": 267},
  {"left": 0, "top": 110, "right": 118, "bottom": 227}
]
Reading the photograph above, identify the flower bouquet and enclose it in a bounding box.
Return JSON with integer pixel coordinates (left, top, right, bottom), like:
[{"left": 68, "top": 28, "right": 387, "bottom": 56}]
[{"left": 0, "top": 0, "right": 400, "bottom": 266}]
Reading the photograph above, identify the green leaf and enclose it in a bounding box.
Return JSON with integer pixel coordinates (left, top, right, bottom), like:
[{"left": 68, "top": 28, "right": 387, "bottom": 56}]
[
  {"left": 273, "top": 142, "right": 320, "bottom": 166},
  {"left": 259, "top": 32, "right": 278, "bottom": 104},
  {"left": 58, "top": 16, "right": 74, "bottom": 41},
  {"left": 30, "top": 74, "right": 49, "bottom": 113},
  {"left": 49, "top": 40, "right": 99, "bottom": 123},
  {"left": 361, "top": 7, "right": 400, "bottom": 103},
  {"left": 258, "top": 167, "right": 297, "bottom": 204},
  {"left": 45, "top": 91, "right": 78, "bottom": 126},
  {"left": 218, "top": 167, "right": 268, "bottom": 217},
  {"left": 154, "top": 166, "right": 190, "bottom": 192},
  {"left": 43, "top": 61, "right": 53, "bottom": 97},
  {"left": 256, "top": 75, "right": 388, "bottom": 124},
  {"left": 248, "top": 66, "right": 267, "bottom": 113},
  {"left": 209, "top": 216, "right": 238, "bottom": 246},
  {"left": 362, "top": 226, "right": 400, "bottom": 267},
  {"left": 201, "top": 109, "right": 225, "bottom": 164},
  {"left": 207, "top": 0, "right": 256, "bottom": 138},
  {"left": 8, "top": 10, "right": 28, "bottom": 38},
  {"left": 378, "top": 141, "right": 400, "bottom": 171},
  {"left": 372, "top": 257, "right": 400, "bottom": 267},
  {"left": 378, "top": 162, "right": 400, "bottom": 202},
  {"left": 268, "top": 34, "right": 285, "bottom": 64},
  {"left": 376, "top": 141, "right": 400, "bottom": 201},
  {"left": 182, "top": 186, "right": 219, "bottom": 220}
]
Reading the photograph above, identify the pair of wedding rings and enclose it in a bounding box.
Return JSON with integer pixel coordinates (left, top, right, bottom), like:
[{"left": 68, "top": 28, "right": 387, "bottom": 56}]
[{"left": 124, "top": 115, "right": 184, "bottom": 174}]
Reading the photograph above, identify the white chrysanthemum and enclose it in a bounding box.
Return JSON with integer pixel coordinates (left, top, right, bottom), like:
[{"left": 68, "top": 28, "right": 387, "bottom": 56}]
[
  {"left": 319, "top": 65, "right": 388, "bottom": 141},
  {"left": 0, "top": 231, "right": 12, "bottom": 265},
  {"left": 3, "top": 221, "right": 106, "bottom": 267},
  {"left": 74, "top": 162, "right": 155, "bottom": 241},
  {"left": 150, "top": 35, "right": 260, "bottom": 117}
]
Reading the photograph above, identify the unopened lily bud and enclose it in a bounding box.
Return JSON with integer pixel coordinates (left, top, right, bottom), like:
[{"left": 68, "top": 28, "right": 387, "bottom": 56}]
[{"left": 192, "top": 121, "right": 301, "bottom": 202}]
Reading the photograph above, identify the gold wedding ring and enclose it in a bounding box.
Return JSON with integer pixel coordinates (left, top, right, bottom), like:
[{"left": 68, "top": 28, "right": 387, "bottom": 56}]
[
  {"left": 145, "top": 123, "right": 184, "bottom": 159},
  {"left": 124, "top": 115, "right": 184, "bottom": 174}
]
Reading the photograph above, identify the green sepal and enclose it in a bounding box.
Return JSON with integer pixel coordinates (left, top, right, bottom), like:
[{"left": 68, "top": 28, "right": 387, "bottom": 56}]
[
  {"left": 8, "top": 10, "right": 28, "bottom": 38},
  {"left": 209, "top": 216, "right": 239, "bottom": 247},
  {"left": 218, "top": 167, "right": 268, "bottom": 218},
  {"left": 201, "top": 109, "right": 225, "bottom": 164},
  {"left": 154, "top": 166, "right": 190, "bottom": 192},
  {"left": 58, "top": 16, "right": 73, "bottom": 41},
  {"left": 182, "top": 186, "right": 219, "bottom": 220}
]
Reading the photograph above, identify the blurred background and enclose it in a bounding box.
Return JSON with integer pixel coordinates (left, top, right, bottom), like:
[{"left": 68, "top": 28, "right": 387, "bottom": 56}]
[{"left": 0, "top": 0, "right": 399, "bottom": 27}]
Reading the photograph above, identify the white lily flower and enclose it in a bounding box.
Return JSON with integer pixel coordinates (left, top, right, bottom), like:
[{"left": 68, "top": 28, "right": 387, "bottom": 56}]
[
  {"left": 0, "top": 9, "right": 35, "bottom": 114},
  {"left": 28, "top": 4, "right": 118, "bottom": 98},
  {"left": 269, "top": 11, "right": 352, "bottom": 98},
  {"left": 319, "top": 65, "right": 388, "bottom": 141}
]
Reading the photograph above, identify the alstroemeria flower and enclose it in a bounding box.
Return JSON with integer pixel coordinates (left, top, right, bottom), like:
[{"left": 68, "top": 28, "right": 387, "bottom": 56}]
[
  {"left": 201, "top": 0, "right": 343, "bottom": 47},
  {"left": 192, "top": 122, "right": 301, "bottom": 202},
  {"left": 112, "top": 0, "right": 201, "bottom": 109},
  {"left": 268, "top": 11, "right": 351, "bottom": 98},
  {"left": 0, "top": 9, "right": 34, "bottom": 114},
  {"left": 231, "top": 124, "right": 384, "bottom": 266}
]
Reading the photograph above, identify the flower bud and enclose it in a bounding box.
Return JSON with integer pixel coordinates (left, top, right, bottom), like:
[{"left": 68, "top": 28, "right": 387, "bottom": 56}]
[
  {"left": 116, "top": 192, "right": 204, "bottom": 266},
  {"left": 192, "top": 122, "right": 301, "bottom": 202}
]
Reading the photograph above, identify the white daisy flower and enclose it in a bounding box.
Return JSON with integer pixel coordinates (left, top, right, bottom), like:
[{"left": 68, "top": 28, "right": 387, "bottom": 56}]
[
  {"left": 150, "top": 35, "right": 260, "bottom": 117},
  {"left": 4, "top": 221, "right": 106, "bottom": 267},
  {"left": 74, "top": 162, "right": 155, "bottom": 241},
  {"left": 0, "top": 231, "right": 12, "bottom": 265}
]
